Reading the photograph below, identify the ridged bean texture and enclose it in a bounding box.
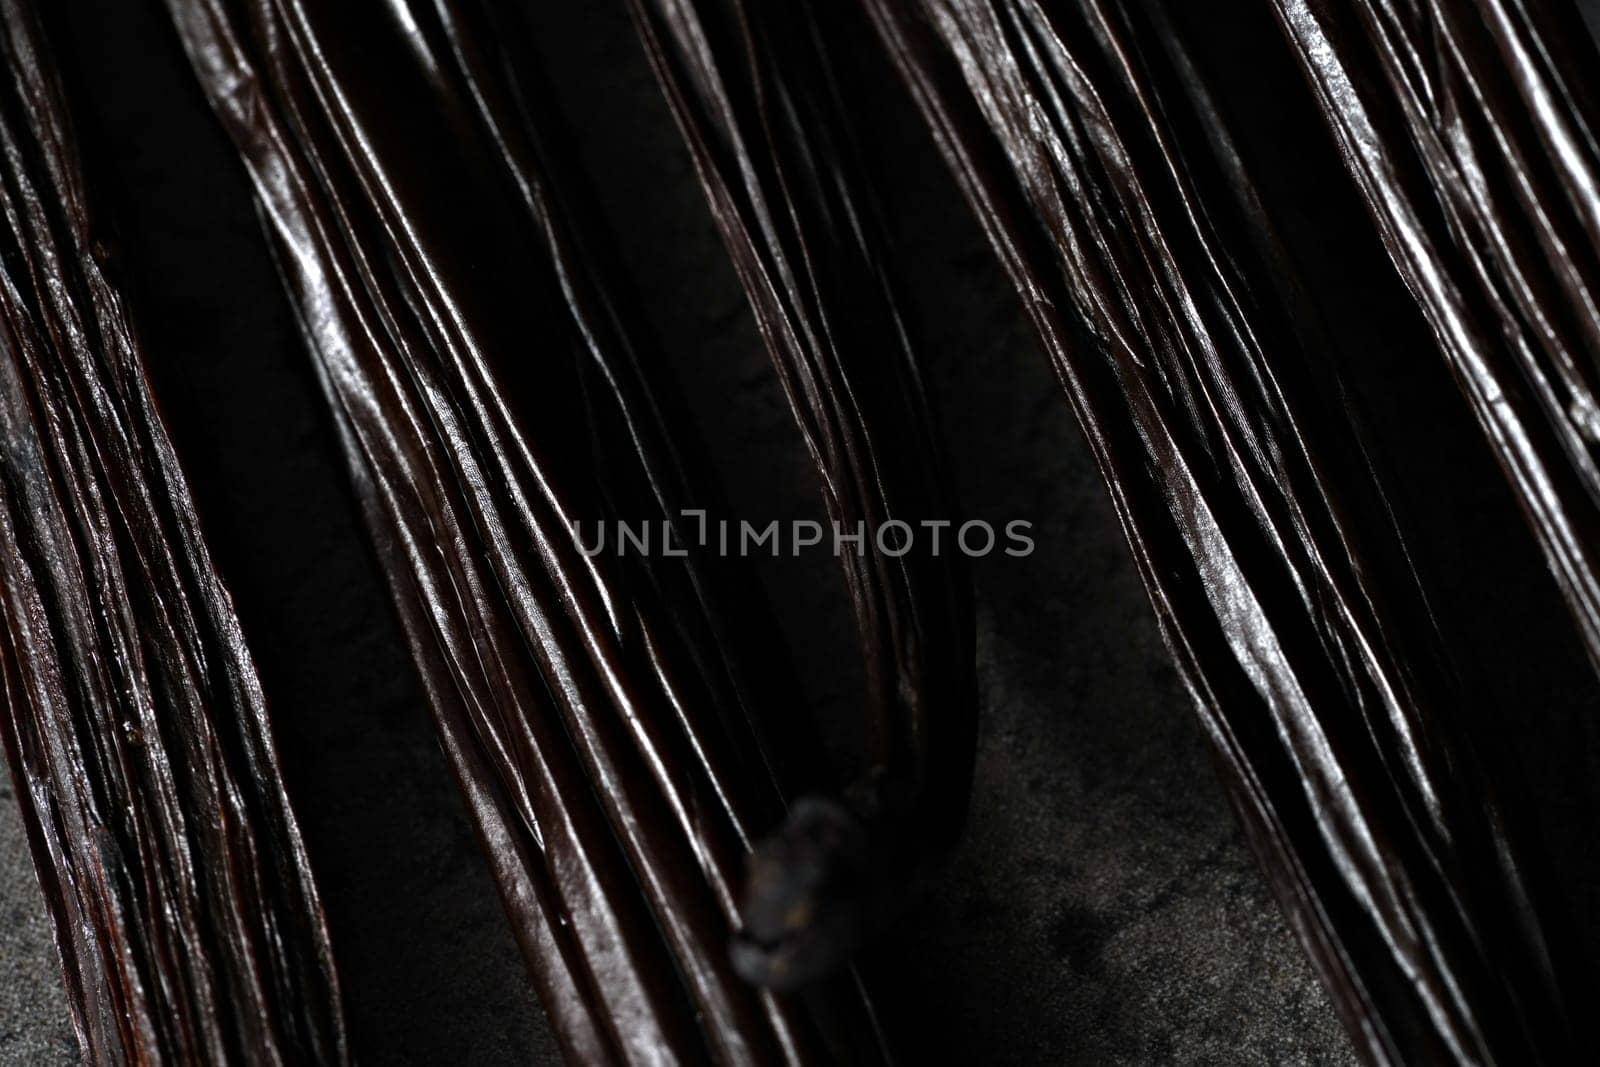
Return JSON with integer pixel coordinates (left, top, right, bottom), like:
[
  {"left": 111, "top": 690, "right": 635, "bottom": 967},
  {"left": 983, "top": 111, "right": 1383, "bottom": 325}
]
[
  {"left": 863, "top": 0, "right": 1584, "bottom": 1061},
  {"left": 0, "top": 1, "right": 348, "bottom": 1062},
  {"left": 1267, "top": 0, "right": 1600, "bottom": 677},
  {"left": 163, "top": 0, "right": 889, "bottom": 1061},
  {"left": 627, "top": 0, "right": 977, "bottom": 990}
]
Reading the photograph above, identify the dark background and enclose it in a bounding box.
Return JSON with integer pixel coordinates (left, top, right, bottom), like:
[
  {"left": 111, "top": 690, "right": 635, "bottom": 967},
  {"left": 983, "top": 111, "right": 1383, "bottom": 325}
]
[{"left": 6, "top": 1, "right": 1600, "bottom": 1063}]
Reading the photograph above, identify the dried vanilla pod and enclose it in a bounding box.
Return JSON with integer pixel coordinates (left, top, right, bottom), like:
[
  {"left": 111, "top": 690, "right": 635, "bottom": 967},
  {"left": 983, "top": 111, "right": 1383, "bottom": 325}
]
[
  {"left": 1266, "top": 0, "right": 1600, "bottom": 676},
  {"left": 164, "top": 0, "right": 887, "bottom": 1061},
  {"left": 863, "top": 0, "right": 1581, "bottom": 1061},
  {"left": 627, "top": 0, "right": 977, "bottom": 990},
  {"left": 0, "top": 1, "right": 348, "bottom": 1062}
]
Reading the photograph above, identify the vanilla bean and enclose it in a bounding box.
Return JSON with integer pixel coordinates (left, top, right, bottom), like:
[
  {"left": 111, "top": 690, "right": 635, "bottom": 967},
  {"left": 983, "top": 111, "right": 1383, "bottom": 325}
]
[
  {"left": 863, "top": 0, "right": 1582, "bottom": 1061},
  {"left": 164, "top": 0, "right": 888, "bottom": 1060},
  {"left": 626, "top": 0, "right": 977, "bottom": 990},
  {"left": 0, "top": 1, "right": 347, "bottom": 1062},
  {"left": 1262, "top": 1, "right": 1600, "bottom": 680}
]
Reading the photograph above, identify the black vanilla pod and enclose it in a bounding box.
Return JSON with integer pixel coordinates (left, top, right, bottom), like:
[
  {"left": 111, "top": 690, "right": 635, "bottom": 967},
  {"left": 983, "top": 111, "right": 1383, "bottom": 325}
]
[
  {"left": 863, "top": 0, "right": 1582, "bottom": 1061},
  {"left": 1266, "top": 0, "right": 1600, "bottom": 679},
  {"left": 627, "top": 0, "right": 978, "bottom": 991},
  {"left": 0, "top": 1, "right": 348, "bottom": 1062},
  {"left": 164, "top": 0, "right": 888, "bottom": 1061}
]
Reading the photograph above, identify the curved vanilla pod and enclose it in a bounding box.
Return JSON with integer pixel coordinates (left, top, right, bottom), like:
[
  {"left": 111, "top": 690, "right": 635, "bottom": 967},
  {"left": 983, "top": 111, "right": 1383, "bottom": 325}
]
[
  {"left": 0, "top": 2, "right": 347, "bottom": 1063},
  {"left": 626, "top": 0, "right": 977, "bottom": 990},
  {"left": 1263, "top": 0, "right": 1600, "bottom": 676},
  {"left": 164, "top": 0, "right": 886, "bottom": 1061},
  {"left": 863, "top": 0, "right": 1579, "bottom": 1061}
]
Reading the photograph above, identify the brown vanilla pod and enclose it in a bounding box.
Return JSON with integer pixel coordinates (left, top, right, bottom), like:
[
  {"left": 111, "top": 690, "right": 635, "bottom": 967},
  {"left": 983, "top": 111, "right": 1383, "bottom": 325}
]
[
  {"left": 1265, "top": 0, "right": 1600, "bottom": 678},
  {"left": 0, "top": 1, "right": 348, "bottom": 1063},
  {"left": 863, "top": 0, "right": 1580, "bottom": 1061},
  {"left": 626, "top": 0, "right": 977, "bottom": 990},
  {"left": 164, "top": 0, "right": 888, "bottom": 1061}
]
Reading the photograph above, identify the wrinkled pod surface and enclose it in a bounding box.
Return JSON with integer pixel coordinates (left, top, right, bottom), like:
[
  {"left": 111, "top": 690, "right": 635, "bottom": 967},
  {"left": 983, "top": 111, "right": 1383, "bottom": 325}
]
[
  {"left": 863, "top": 0, "right": 1587, "bottom": 1061},
  {"left": 629, "top": 0, "right": 978, "bottom": 991},
  {"left": 0, "top": 1, "right": 348, "bottom": 1062},
  {"left": 164, "top": 0, "right": 896, "bottom": 1061}
]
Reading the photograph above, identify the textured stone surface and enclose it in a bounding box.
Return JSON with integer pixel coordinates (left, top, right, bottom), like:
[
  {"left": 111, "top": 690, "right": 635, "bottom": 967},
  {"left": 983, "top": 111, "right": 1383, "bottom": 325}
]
[{"left": 0, "top": 778, "right": 77, "bottom": 1065}]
